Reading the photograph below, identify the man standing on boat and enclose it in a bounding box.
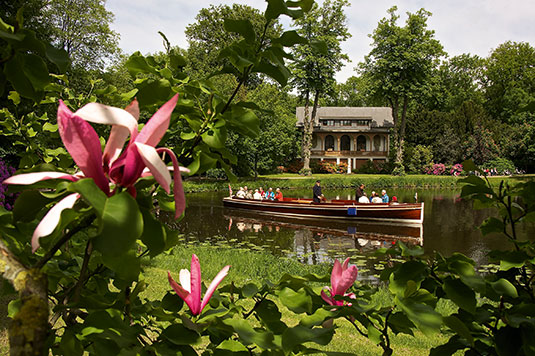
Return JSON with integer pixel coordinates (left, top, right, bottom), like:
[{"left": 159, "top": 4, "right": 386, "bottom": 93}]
[
  {"left": 313, "top": 180, "right": 324, "bottom": 203},
  {"left": 356, "top": 184, "right": 365, "bottom": 201}
]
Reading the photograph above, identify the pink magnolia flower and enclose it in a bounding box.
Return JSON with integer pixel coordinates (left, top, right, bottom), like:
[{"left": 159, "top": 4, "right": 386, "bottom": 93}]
[
  {"left": 4, "top": 94, "right": 188, "bottom": 252},
  {"left": 167, "top": 254, "right": 230, "bottom": 316},
  {"left": 321, "top": 257, "right": 358, "bottom": 306}
]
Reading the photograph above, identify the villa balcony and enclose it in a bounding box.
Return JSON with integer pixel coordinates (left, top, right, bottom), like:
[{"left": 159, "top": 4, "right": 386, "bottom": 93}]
[{"left": 311, "top": 150, "right": 388, "bottom": 158}]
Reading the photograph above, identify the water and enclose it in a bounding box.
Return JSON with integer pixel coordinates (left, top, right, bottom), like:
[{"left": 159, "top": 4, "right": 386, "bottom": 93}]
[{"left": 161, "top": 188, "right": 533, "bottom": 270}]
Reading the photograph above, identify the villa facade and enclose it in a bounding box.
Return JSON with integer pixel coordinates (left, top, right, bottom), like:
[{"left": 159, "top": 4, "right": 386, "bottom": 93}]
[{"left": 296, "top": 107, "right": 393, "bottom": 173}]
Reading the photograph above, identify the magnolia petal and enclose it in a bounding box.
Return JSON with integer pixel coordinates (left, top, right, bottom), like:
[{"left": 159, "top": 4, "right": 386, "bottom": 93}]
[
  {"left": 156, "top": 148, "right": 186, "bottom": 219},
  {"left": 58, "top": 101, "right": 109, "bottom": 194},
  {"left": 31, "top": 193, "right": 79, "bottom": 253},
  {"left": 140, "top": 165, "right": 190, "bottom": 178},
  {"left": 168, "top": 270, "right": 191, "bottom": 304},
  {"left": 321, "top": 289, "right": 334, "bottom": 306},
  {"left": 189, "top": 254, "right": 202, "bottom": 315},
  {"left": 179, "top": 269, "right": 191, "bottom": 293},
  {"left": 330, "top": 259, "right": 343, "bottom": 296},
  {"left": 134, "top": 142, "right": 171, "bottom": 193},
  {"left": 136, "top": 94, "right": 179, "bottom": 147},
  {"left": 75, "top": 102, "right": 138, "bottom": 169},
  {"left": 124, "top": 99, "right": 140, "bottom": 122},
  {"left": 118, "top": 145, "right": 145, "bottom": 188},
  {"left": 3, "top": 172, "right": 79, "bottom": 185},
  {"left": 200, "top": 265, "right": 230, "bottom": 313},
  {"left": 335, "top": 265, "right": 358, "bottom": 296}
]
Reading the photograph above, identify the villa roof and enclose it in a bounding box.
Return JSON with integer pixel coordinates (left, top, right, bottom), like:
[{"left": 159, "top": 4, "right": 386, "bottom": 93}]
[{"left": 296, "top": 107, "right": 394, "bottom": 128}]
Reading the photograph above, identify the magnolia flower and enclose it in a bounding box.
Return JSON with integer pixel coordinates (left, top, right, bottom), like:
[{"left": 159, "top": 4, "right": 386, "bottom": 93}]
[
  {"left": 167, "top": 254, "right": 230, "bottom": 316},
  {"left": 4, "top": 94, "right": 188, "bottom": 252},
  {"left": 321, "top": 257, "right": 358, "bottom": 306}
]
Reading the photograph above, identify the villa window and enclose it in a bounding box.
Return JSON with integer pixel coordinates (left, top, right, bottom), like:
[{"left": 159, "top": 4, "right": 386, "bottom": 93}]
[
  {"left": 322, "top": 120, "right": 335, "bottom": 126},
  {"left": 341, "top": 135, "right": 351, "bottom": 151},
  {"left": 341, "top": 120, "right": 352, "bottom": 126},
  {"left": 357, "top": 135, "right": 367, "bottom": 151},
  {"left": 325, "top": 135, "right": 335, "bottom": 151}
]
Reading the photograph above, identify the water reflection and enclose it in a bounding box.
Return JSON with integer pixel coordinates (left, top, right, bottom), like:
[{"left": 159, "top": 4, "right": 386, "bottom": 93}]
[{"left": 161, "top": 188, "right": 534, "bottom": 268}]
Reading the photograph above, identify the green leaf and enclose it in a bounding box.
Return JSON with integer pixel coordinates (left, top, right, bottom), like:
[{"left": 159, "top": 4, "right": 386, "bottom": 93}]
[
  {"left": 224, "top": 106, "right": 260, "bottom": 138},
  {"left": 278, "top": 287, "right": 312, "bottom": 314},
  {"left": 389, "top": 261, "right": 427, "bottom": 295},
  {"left": 388, "top": 312, "right": 415, "bottom": 335},
  {"left": 45, "top": 43, "right": 69, "bottom": 73},
  {"left": 8, "top": 91, "right": 20, "bottom": 105},
  {"left": 223, "top": 319, "right": 276, "bottom": 349},
  {"left": 12, "top": 190, "right": 51, "bottom": 222},
  {"left": 241, "top": 283, "right": 259, "bottom": 298},
  {"left": 201, "top": 127, "right": 226, "bottom": 149},
  {"left": 223, "top": 19, "right": 255, "bottom": 43},
  {"left": 255, "top": 299, "right": 286, "bottom": 334},
  {"left": 93, "top": 192, "right": 143, "bottom": 257},
  {"left": 274, "top": 30, "right": 308, "bottom": 46},
  {"left": 125, "top": 52, "right": 158, "bottom": 76},
  {"left": 443, "top": 315, "right": 474, "bottom": 345},
  {"left": 479, "top": 217, "right": 505, "bottom": 235},
  {"left": 281, "top": 325, "right": 334, "bottom": 351},
  {"left": 490, "top": 278, "right": 518, "bottom": 298},
  {"left": 429, "top": 336, "right": 468, "bottom": 356},
  {"left": 136, "top": 79, "right": 172, "bottom": 107},
  {"left": 161, "top": 291, "right": 184, "bottom": 313},
  {"left": 69, "top": 179, "right": 107, "bottom": 217},
  {"left": 299, "top": 308, "right": 335, "bottom": 328},
  {"left": 7, "top": 299, "right": 21, "bottom": 318},
  {"left": 162, "top": 324, "right": 201, "bottom": 346},
  {"left": 214, "top": 339, "right": 249, "bottom": 356},
  {"left": 443, "top": 278, "right": 476, "bottom": 313},
  {"left": 395, "top": 296, "right": 442, "bottom": 336},
  {"left": 101, "top": 250, "right": 140, "bottom": 282},
  {"left": 140, "top": 208, "right": 166, "bottom": 257}
]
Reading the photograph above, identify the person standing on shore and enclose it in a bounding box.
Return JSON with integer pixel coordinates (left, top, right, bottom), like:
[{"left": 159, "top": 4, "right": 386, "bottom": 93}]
[{"left": 313, "top": 180, "right": 324, "bottom": 203}]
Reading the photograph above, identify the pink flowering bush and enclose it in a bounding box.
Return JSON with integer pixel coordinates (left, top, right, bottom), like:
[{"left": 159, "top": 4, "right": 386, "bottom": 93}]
[
  {"left": 425, "top": 163, "right": 446, "bottom": 175},
  {"left": 450, "top": 163, "right": 463, "bottom": 176}
]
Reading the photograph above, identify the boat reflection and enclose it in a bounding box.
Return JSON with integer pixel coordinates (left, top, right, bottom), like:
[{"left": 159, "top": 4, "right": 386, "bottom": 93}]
[{"left": 224, "top": 209, "right": 423, "bottom": 263}]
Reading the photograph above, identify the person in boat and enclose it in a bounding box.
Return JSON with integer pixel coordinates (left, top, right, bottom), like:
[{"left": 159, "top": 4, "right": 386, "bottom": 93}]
[
  {"left": 265, "top": 187, "right": 275, "bottom": 200},
  {"left": 358, "top": 192, "right": 369, "bottom": 203},
  {"left": 259, "top": 187, "right": 266, "bottom": 199},
  {"left": 274, "top": 188, "right": 283, "bottom": 201},
  {"left": 244, "top": 186, "right": 253, "bottom": 199},
  {"left": 313, "top": 180, "right": 324, "bottom": 203},
  {"left": 371, "top": 192, "right": 383, "bottom": 203},
  {"left": 391, "top": 196, "right": 399, "bottom": 204},
  {"left": 253, "top": 189, "right": 262, "bottom": 200},
  {"left": 236, "top": 187, "right": 246, "bottom": 198},
  {"left": 381, "top": 189, "right": 389, "bottom": 203},
  {"left": 355, "top": 184, "right": 365, "bottom": 201}
]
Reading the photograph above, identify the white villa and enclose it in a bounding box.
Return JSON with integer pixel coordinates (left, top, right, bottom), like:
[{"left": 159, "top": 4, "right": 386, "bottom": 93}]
[{"left": 296, "top": 107, "right": 393, "bottom": 173}]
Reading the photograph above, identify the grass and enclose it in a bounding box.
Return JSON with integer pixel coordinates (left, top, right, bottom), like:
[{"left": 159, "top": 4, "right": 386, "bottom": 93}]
[
  {"left": 143, "top": 244, "right": 457, "bottom": 355},
  {"left": 183, "top": 173, "right": 532, "bottom": 193}
]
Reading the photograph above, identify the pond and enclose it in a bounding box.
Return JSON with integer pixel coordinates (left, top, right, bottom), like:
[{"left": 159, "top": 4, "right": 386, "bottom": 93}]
[{"left": 161, "top": 187, "right": 533, "bottom": 275}]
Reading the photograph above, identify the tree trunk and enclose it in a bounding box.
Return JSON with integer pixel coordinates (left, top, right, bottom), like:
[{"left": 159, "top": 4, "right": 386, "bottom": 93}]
[
  {"left": 0, "top": 241, "right": 49, "bottom": 356},
  {"left": 301, "top": 90, "right": 312, "bottom": 173}
]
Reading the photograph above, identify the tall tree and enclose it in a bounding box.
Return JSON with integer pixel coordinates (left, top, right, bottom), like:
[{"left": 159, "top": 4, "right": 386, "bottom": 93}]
[
  {"left": 185, "top": 4, "right": 282, "bottom": 84},
  {"left": 290, "top": 0, "right": 350, "bottom": 175},
  {"left": 484, "top": 41, "right": 535, "bottom": 124},
  {"left": 43, "top": 0, "right": 120, "bottom": 70},
  {"left": 359, "top": 6, "right": 444, "bottom": 175}
]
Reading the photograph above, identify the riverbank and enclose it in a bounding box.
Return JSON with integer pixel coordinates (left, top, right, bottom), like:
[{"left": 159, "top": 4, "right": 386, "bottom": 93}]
[{"left": 183, "top": 173, "right": 530, "bottom": 193}]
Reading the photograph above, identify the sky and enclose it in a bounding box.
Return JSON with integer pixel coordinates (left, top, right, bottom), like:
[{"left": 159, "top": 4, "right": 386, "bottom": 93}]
[{"left": 106, "top": 0, "right": 535, "bottom": 83}]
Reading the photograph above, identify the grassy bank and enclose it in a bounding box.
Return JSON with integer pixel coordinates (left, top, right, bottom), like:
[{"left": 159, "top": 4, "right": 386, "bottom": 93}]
[
  {"left": 144, "top": 245, "right": 455, "bottom": 355},
  {"left": 182, "top": 173, "right": 530, "bottom": 193}
]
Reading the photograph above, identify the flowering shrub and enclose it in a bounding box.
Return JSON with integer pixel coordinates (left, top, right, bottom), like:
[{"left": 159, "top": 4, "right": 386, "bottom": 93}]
[
  {"left": 287, "top": 160, "right": 304, "bottom": 173},
  {"left": 0, "top": 158, "right": 16, "bottom": 210},
  {"left": 450, "top": 163, "right": 463, "bottom": 176},
  {"left": 276, "top": 165, "right": 287, "bottom": 173},
  {"left": 425, "top": 163, "right": 446, "bottom": 175},
  {"left": 319, "top": 161, "right": 348, "bottom": 174}
]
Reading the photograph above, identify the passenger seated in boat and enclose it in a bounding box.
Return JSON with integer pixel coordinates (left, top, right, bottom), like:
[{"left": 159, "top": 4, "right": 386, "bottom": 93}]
[
  {"left": 253, "top": 189, "right": 262, "bottom": 200},
  {"left": 244, "top": 186, "right": 253, "bottom": 199},
  {"left": 355, "top": 184, "right": 365, "bottom": 201},
  {"left": 391, "top": 196, "right": 399, "bottom": 205},
  {"left": 265, "top": 187, "right": 275, "bottom": 200},
  {"left": 274, "top": 188, "right": 283, "bottom": 201},
  {"left": 358, "top": 192, "right": 369, "bottom": 203},
  {"left": 259, "top": 187, "right": 266, "bottom": 199},
  {"left": 381, "top": 189, "right": 389, "bottom": 203},
  {"left": 236, "top": 187, "right": 246, "bottom": 198},
  {"left": 371, "top": 192, "right": 383, "bottom": 203}
]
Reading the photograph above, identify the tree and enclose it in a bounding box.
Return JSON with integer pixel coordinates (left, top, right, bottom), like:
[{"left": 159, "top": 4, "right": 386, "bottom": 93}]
[
  {"left": 360, "top": 6, "right": 444, "bottom": 174},
  {"left": 290, "top": 0, "right": 350, "bottom": 174},
  {"left": 185, "top": 4, "right": 282, "bottom": 85},
  {"left": 328, "top": 74, "right": 382, "bottom": 107},
  {"left": 42, "top": 0, "right": 120, "bottom": 70},
  {"left": 484, "top": 41, "right": 535, "bottom": 124}
]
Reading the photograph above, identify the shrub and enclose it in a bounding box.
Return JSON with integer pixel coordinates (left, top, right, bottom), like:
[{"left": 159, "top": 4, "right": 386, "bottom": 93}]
[
  {"left": 287, "top": 160, "right": 304, "bottom": 173},
  {"left": 276, "top": 165, "right": 287, "bottom": 174},
  {"left": 450, "top": 163, "right": 463, "bottom": 176},
  {"left": 425, "top": 163, "right": 446, "bottom": 175},
  {"left": 482, "top": 157, "right": 516, "bottom": 175}
]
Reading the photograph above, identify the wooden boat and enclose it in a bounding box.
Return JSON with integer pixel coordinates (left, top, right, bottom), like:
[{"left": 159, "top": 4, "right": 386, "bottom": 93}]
[{"left": 222, "top": 196, "right": 424, "bottom": 224}]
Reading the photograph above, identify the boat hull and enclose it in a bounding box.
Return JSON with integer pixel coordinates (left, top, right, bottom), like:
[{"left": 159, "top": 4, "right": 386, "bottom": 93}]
[{"left": 222, "top": 197, "right": 424, "bottom": 224}]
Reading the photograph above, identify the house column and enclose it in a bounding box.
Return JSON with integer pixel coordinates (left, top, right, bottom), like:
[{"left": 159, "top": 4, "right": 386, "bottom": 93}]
[
  {"left": 336, "top": 157, "right": 340, "bottom": 165},
  {"left": 347, "top": 158, "right": 351, "bottom": 174},
  {"left": 353, "top": 136, "right": 357, "bottom": 151},
  {"left": 337, "top": 136, "right": 341, "bottom": 151}
]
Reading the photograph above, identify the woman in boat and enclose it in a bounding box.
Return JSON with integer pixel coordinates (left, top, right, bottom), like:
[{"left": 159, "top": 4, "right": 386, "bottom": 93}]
[
  {"left": 253, "top": 189, "right": 262, "bottom": 200},
  {"left": 265, "top": 187, "right": 275, "bottom": 200},
  {"left": 274, "top": 188, "right": 283, "bottom": 201}
]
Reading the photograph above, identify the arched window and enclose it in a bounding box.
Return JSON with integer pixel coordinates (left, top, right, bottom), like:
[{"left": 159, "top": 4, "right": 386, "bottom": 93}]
[
  {"left": 325, "top": 135, "right": 335, "bottom": 151},
  {"left": 373, "top": 135, "right": 381, "bottom": 151},
  {"left": 340, "top": 135, "right": 351, "bottom": 151},
  {"left": 357, "top": 135, "right": 367, "bottom": 151}
]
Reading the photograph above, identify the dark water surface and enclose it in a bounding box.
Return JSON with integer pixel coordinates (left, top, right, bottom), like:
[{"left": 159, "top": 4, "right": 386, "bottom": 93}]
[{"left": 162, "top": 188, "right": 533, "bottom": 272}]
